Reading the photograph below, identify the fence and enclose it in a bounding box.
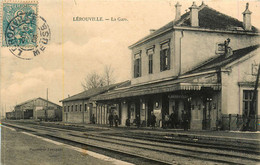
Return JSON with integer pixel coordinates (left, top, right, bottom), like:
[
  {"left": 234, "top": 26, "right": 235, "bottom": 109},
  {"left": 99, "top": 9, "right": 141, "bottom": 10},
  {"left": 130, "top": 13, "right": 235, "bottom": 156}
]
[{"left": 222, "top": 114, "right": 259, "bottom": 131}]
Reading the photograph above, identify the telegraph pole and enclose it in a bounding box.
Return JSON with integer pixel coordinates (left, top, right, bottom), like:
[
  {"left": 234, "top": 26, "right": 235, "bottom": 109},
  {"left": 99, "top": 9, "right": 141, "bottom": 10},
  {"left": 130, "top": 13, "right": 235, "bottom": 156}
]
[{"left": 45, "top": 88, "right": 48, "bottom": 121}]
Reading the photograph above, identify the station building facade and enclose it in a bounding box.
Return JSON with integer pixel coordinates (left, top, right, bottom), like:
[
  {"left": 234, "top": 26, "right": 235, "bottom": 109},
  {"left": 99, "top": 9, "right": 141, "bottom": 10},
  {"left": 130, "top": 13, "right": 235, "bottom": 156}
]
[
  {"left": 93, "top": 2, "right": 260, "bottom": 130},
  {"left": 60, "top": 81, "right": 130, "bottom": 124}
]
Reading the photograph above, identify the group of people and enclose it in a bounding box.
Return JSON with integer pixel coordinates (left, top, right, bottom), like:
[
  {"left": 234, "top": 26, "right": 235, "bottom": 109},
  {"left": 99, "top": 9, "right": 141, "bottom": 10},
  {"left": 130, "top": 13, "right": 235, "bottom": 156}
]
[
  {"left": 91, "top": 110, "right": 189, "bottom": 130},
  {"left": 108, "top": 113, "right": 120, "bottom": 127},
  {"left": 163, "top": 110, "right": 190, "bottom": 130}
]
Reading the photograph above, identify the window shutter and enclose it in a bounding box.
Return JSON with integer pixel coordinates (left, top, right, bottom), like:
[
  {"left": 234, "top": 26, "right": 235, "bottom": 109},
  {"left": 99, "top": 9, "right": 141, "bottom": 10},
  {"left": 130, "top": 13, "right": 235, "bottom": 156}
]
[
  {"left": 167, "top": 48, "right": 170, "bottom": 70},
  {"left": 148, "top": 55, "right": 150, "bottom": 74},
  {"left": 136, "top": 59, "right": 139, "bottom": 77},
  {"left": 160, "top": 50, "right": 163, "bottom": 71},
  {"left": 139, "top": 58, "right": 142, "bottom": 77},
  {"left": 134, "top": 59, "right": 136, "bottom": 78},
  {"left": 151, "top": 55, "right": 153, "bottom": 73}
]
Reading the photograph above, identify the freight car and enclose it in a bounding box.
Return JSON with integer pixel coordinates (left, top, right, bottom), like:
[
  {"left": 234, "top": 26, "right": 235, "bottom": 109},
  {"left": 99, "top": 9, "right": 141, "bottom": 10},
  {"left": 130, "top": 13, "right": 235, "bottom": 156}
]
[
  {"left": 35, "top": 108, "right": 62, "bottom": 121},
  {"left": 6, "top": 108, "right": 62, "bottom": 121}
]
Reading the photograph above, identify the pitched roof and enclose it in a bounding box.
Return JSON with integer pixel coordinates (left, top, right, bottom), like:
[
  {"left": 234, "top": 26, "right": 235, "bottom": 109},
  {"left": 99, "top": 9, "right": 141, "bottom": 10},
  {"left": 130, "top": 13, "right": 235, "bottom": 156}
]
[
  {"left": 129, "top": 4, "right": 259, "bottom": 48},
  {"left": 186, "top": 45, "right": 260, "bottom": 74},
  {"left": 60, "top": 80, "right": 130, "bottom": 102},
  {"left": 94, "top": 45, "right": 259, "bottom": 101},
  {"left": 15, "top": 97, "right": 61, "bottom": 107}
]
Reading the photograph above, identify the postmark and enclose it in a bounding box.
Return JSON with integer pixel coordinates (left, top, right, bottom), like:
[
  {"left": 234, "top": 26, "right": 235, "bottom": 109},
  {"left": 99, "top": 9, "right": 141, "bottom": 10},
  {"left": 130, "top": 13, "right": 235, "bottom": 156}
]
[
  {"left": 1, "top": 0, "right": 51, "bottom": 60},
  {"left": 7, "top": 14, "right": 51, "bottom": 60}
]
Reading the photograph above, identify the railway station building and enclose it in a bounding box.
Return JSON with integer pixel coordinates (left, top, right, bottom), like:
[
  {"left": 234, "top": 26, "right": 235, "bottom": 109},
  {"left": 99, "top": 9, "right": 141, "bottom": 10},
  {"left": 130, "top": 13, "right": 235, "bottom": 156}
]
[
  {"left": 60, "top": 81, "right": 130, "bottom": 124},
  {"left": 93, "top": 2, "right": 260, "bottom": 130}
]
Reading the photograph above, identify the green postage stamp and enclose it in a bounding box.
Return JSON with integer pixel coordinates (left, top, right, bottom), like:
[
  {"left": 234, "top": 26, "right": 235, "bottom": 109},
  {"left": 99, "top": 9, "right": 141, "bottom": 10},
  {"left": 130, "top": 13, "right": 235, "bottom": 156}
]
[
  {"left": 2, "top": 0, "right": 38, "bottom": 47},
  {"left": 1, "top": 0, "right": 50, "bottom": 60}
]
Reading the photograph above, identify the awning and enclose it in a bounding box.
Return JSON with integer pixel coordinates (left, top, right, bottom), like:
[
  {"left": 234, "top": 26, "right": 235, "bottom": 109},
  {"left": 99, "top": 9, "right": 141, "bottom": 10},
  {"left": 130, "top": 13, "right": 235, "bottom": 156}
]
[{"left": 92, "top": 73, "right": 221, "bottom": 101}]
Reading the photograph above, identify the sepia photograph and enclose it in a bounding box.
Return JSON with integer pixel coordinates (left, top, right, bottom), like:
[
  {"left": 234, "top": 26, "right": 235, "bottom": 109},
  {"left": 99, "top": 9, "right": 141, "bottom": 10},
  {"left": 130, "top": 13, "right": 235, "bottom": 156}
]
[{"left": 0, "top": 0, "right": 260, "bottom": 164}]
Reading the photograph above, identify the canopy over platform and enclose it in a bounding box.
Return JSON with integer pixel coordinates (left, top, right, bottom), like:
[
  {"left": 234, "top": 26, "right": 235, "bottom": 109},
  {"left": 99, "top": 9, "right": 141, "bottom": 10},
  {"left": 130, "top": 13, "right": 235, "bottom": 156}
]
[{"left": 92, "top": 73, "right": 221, "bottom": 101}]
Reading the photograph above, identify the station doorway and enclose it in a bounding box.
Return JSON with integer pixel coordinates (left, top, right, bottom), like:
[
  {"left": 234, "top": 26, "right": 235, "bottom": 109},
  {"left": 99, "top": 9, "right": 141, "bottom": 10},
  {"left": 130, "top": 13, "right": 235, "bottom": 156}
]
[
  {"left": 202, "top": 101, "right": 212, "bottom": 130},
  {"left": 147, "top": 99, "right": 153, "bottom": 126}
]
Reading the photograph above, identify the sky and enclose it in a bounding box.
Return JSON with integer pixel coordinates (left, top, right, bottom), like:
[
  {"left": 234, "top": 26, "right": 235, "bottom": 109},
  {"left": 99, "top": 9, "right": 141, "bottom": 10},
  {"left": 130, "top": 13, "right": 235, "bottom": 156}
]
[{"left": 0, "top": 0, "right": 260, "bottom": 114}]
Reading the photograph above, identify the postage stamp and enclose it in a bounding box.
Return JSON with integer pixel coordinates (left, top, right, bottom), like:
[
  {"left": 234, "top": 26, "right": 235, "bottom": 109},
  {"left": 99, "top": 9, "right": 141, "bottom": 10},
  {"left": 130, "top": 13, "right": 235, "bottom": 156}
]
[
  {"left": 2, "top": 0, "right": 38, "bottom": 47},
  {"left": 1, "top": 0, "right": 51, "bottom": 60}
]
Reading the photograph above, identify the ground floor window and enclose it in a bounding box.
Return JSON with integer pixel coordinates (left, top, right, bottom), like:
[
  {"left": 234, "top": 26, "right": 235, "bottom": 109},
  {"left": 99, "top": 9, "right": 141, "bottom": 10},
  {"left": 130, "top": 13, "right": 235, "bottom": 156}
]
[
  {"left": 243, "top": 90, "right": 257, "bottom": 116},
  {"left": 85, "top": 104, "right": 87, "bottom": 112}
]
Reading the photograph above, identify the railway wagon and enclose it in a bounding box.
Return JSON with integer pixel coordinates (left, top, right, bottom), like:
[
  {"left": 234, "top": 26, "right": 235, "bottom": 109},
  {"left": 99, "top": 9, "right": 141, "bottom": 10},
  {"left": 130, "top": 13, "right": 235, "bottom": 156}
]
[
  {"left": 6, "top": 111, "right": 23, "bottom": 120},
  {"left": 6, "top": 112, "right": 15, "bottom": 119},
  {"left": 36, "top": 109, "right": 62, "bottom": 121}
]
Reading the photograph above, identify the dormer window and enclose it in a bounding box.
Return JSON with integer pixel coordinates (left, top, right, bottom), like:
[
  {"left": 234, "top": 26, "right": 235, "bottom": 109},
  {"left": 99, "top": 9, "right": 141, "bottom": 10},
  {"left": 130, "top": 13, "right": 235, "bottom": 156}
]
[
  {"left": 134, "top": 51, "right": 142, "bottom": 78},
  {"left": 160, "top": 40, "right": 170, "bottom": 71}
]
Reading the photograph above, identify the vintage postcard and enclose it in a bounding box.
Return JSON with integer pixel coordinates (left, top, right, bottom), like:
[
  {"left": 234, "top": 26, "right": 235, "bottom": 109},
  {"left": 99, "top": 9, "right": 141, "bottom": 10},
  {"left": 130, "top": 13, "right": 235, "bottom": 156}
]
[{"left": 0, "top": 0, "right": 260, "bottom": 164}]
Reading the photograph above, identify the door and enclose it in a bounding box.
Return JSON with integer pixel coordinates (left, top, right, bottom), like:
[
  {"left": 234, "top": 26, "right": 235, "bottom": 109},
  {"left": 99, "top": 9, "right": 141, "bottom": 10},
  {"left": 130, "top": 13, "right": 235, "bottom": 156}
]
[
  {"left": 147, "top": 99, "right": 153, "bottom": 126},
  {"left": 162, "top": 95, "right": 169, "bottom": 116},
  {"left": 203, "top": 101, "right": 211, "bottom": 130},
  {"left": 135, "top": 101, "right": 140, "bottom": 124},
  {"left": 162, "top": 95, "right": 169, "bottom": 127}
]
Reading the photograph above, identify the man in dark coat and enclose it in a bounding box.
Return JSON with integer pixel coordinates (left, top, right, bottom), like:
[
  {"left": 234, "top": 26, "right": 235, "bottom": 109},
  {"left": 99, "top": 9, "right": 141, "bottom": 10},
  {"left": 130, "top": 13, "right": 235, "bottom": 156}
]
[
  {"left": 136, "top": 114, "right": 140, "bottom": 128},
  {"left": 170, "top": 111, "right": 178, "bottom": 129},
  {"left": 125, "top": 118, "right": 130, "bottom": 127},
  {"left": 151, "top": 112, "right": 156, "bottom": 129},
  {"left": 181, "top": 110, "right": 189, "bottom": 131},
  {"left": 108, "top": 113, "right": 114, "bottom": 127},
  {"left": 114, "top": 114, "right": 119, "bottom": 127},
  {"left": 91, "top": 114, "right": 95, "bottom": 124}
]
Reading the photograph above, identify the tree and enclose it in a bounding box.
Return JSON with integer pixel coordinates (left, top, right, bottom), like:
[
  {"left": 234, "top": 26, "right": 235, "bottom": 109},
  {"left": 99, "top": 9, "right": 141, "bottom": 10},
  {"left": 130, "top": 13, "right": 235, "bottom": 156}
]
[
  {"left": 81, "top": 65, "right": 116, "bottom": 90},
  {"left": 81, "top": 72, "right": 104, "bottom": 90},
  {"left": 104, "top": 64, "right": 115, "bottom": 86}
]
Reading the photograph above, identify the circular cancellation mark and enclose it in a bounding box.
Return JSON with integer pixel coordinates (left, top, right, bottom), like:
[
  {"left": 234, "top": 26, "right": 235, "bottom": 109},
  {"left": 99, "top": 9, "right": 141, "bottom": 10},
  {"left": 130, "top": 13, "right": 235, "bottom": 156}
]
[{"left": 5, "top": 12, "right": 51, "bottom": 60}]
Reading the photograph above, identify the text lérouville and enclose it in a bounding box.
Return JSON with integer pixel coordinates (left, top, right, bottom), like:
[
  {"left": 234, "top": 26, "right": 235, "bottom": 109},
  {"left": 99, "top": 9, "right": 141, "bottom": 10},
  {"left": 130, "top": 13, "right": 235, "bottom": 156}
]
[{"left": 73, "top": 17, "right": 128, "bottom": 22}]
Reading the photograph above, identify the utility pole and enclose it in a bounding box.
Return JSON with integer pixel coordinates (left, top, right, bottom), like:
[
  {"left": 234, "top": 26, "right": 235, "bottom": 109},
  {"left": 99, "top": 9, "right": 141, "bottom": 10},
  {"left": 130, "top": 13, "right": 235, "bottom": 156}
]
[
  {"left": 5, "top": 104, "right": 6, "bottom": 120},
  {"left": 245, "top": 64, "right": 260, "bottom": 131},
  {"left": 0, "top": 105, "right": 2, "bottom": 120},
  {"left": 45, "top": 88, "right": 48, "bottom": 121}
]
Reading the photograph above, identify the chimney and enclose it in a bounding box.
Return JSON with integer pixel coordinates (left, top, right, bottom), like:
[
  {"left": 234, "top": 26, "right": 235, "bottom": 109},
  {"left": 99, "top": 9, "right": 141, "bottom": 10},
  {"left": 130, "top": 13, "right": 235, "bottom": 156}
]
[
  {"left": 200, "top": 1, "right": 205, "bottom": 7},
  {"left": 242, "top": 3, "right": 252, "bottom": 31},
  {"left": 175, "top": 2, "right": 181, "bottom": 20},
  {"left": 189, "top": 2, "right": 199, "bottom": 27},
  {"left": 149, "top": 29, "right": 156, "bottom": 34}
]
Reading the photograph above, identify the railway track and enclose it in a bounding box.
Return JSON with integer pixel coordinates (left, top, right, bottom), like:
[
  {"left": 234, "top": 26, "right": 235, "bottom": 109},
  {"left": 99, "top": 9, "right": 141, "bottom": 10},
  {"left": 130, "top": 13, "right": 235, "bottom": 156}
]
[
  {"left": 102, "top": 132, "right": 260, "bottom": 154},
  {"left": 3, "top": 121, "right": 260, "bottom": 165}
]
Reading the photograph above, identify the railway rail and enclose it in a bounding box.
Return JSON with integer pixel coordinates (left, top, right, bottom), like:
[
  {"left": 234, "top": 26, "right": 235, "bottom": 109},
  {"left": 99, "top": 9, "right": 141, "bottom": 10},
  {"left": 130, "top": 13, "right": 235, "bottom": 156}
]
[{"left": 2, "top": 121, "right": 260, "bottom": 165}]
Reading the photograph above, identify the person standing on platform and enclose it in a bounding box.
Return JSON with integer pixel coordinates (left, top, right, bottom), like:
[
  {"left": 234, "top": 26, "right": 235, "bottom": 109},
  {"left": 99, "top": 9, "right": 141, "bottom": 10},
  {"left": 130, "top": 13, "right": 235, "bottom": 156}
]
[
  {"left": 114, "top": 114, "right": 119, "bottom": 127},
  {"left": 91, "top": 114, "right": 95, "bottom": 124},
  {"left": 182, "top": 110, "right": 189, "bottom": 131},
  {"left": 108, "top": 113, "right": 114, "bottom": 127},
  {"left": 164, "top": 114, "right": 169, "bottom": 128},
  {"left": 170, "top": 111, "right": 178, "bottom": 129},
  {"left": 151, "top": 112, "right": 156, "bottom": 129},
  {"left": 125, "top": 118, "right": 130, "bottom": 127},
  {"left": 136, "top": 114, "right": 140, "bottom": 128}
]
